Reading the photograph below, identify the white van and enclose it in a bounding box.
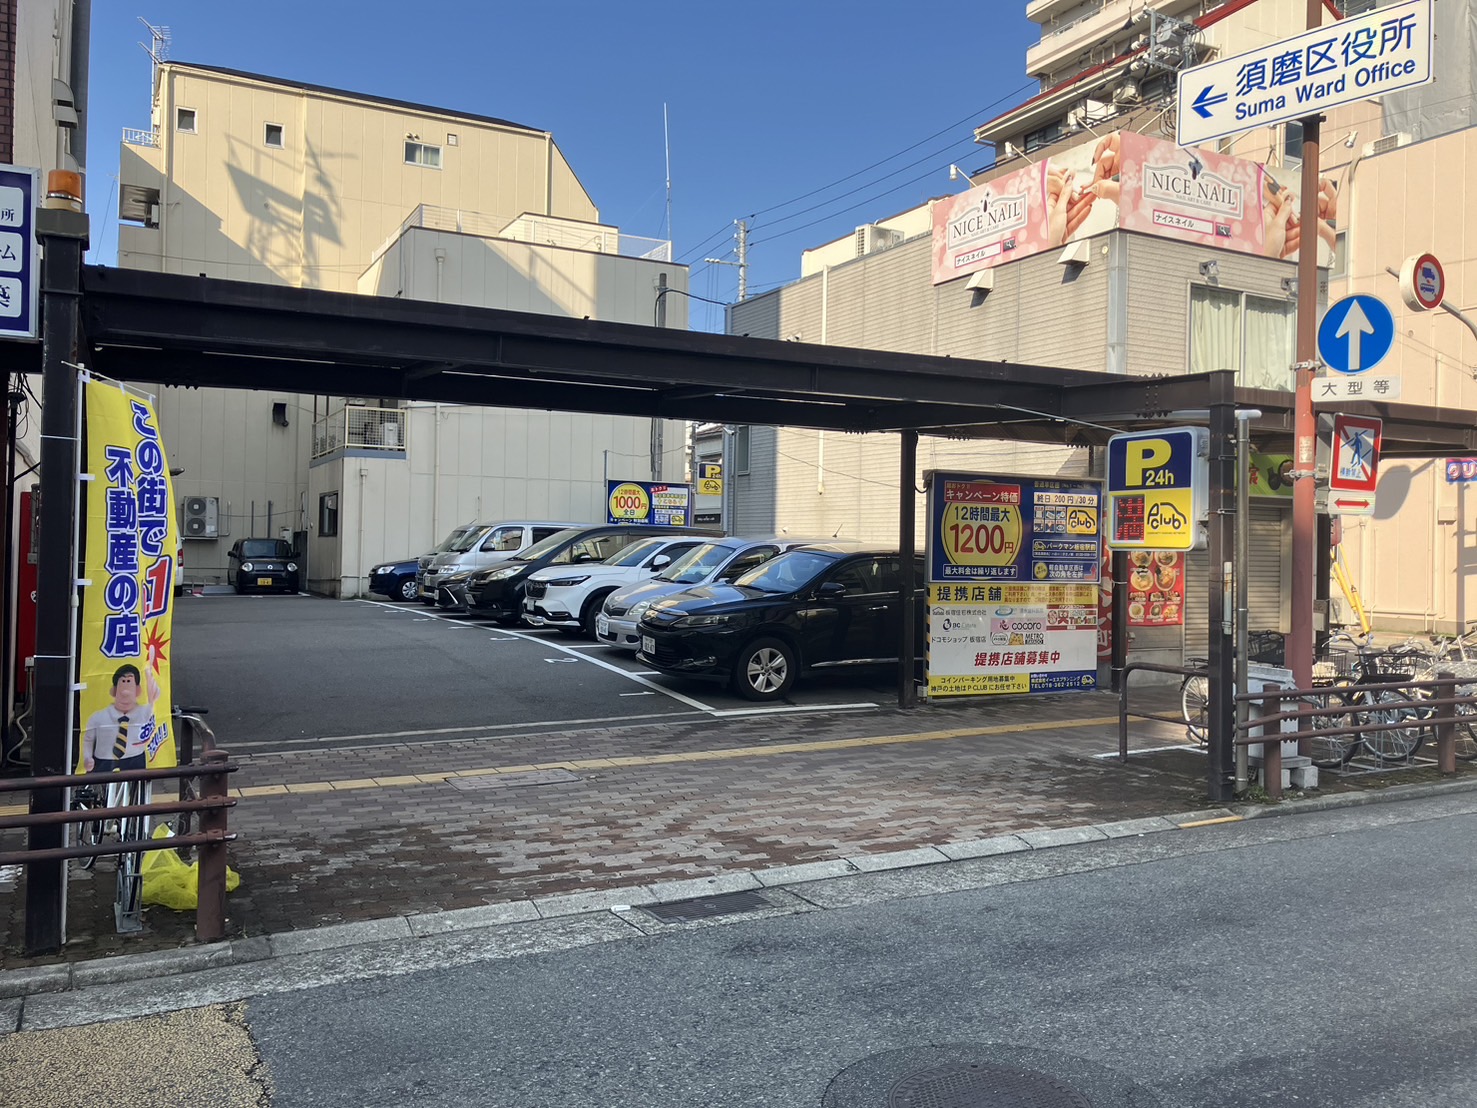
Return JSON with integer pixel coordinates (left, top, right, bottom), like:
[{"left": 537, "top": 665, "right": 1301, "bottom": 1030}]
[{"left": 416, "top": 520, "right": 585, "bottom": 603}]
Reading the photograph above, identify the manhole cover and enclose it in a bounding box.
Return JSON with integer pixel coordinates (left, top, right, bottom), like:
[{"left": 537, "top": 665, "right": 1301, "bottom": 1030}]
[
  {"left": 447, "top": 769, "right": 578, "bottom": 791},
  {"left": 643, "top": 889, "right": 772, "bottom": 922},
  {"left": 889, "top": 1063, "right": 1095, "bottom": 1108}
]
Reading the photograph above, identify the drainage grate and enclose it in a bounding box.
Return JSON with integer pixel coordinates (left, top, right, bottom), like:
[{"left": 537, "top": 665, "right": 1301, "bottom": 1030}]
[
  {"left": 888, "top": 1063, "right": 1097, "bottom": 1108},
  {"left": 642, "top": 889, "right": 773, "bottom": 922}
]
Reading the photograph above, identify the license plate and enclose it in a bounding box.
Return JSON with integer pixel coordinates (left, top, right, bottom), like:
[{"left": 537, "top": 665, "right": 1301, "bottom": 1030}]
[
  {"left": 641, "top": 635, "right": 655, "bottom": 654},
  {"left": 523, "top": 599, "right": 535, "bottom": 613},
  {"left": 256, "top": 577, "right": 273, "bottom": 586},
  {"left": 597, "top": 615, "right": 610, "bottom": 637}
]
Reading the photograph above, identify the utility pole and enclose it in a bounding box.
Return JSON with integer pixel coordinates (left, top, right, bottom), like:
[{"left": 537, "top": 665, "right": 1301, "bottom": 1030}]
[
  {"left": 1287, "top": 0, "right": 1324, "bottom": 688},
  {"left": 703, "top": 220, "right": 749, "bottom": 303}
]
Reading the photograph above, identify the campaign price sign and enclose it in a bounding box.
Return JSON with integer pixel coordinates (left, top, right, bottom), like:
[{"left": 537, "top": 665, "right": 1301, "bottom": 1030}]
[
  {"left": 606, "top": 480, "right": 692, "bottom": 526},
  {"left": 1176, "top": 0, "right": 1433, "bottom": 146},
  {"left": 1329, "top": 414, "right": 1382, "bottom": 516},
  {"left": 1105, "top": 428, "right": 1208, "bottom": 552},
  {"left": 926, "top": 473, "right": 1101, "bottom": 584}
]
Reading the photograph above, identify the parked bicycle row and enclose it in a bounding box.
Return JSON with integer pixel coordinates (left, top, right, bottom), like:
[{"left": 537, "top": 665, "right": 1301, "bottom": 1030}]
[
  {"left": 367, "top": 520, "right": 926, "bottom": 702},
  {"left": 1179, "top": 626, "right": 1477, "bottom": 769}
]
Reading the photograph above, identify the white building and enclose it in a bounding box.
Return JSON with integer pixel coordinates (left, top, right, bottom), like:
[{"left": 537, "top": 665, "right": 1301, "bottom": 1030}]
[{"left": 116, "top": 61, "right": 688, "bottom": 595}]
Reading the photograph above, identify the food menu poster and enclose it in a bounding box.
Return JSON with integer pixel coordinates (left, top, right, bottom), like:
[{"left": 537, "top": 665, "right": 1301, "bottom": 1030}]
[
  {"left": 1126, "top": 551, "right": 1185, "bottom": 627},
  {"left": 926, "top": 473, "right": 1101, "bottom": 585}
]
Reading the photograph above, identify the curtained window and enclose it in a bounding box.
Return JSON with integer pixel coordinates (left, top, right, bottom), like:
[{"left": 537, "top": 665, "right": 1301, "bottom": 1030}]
[{"left": 1189, "top": 285, "right": 1295, "bottom": 391}]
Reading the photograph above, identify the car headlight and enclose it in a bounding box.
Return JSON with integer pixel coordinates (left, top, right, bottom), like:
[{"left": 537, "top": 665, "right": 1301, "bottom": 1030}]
[
  {"left": 372, "top": 565, "right": 388, "bottom": 575},
  {"left": 545, "top": 575, "right": 589, "bottom": 588},
  {"left": 241, "top": 562, "right": 254, "bottom": 572},
  {"left": 287, "top": 562, "right": 299, "bottom": 572},
  {"left": 475, "top": 566, "right": 519, "bottom": 584},
  {"left": 673, "top": 612, "right": 735, "bottom": 629},
  {"left": 626, "top": 600, "right": 651, "bottom": 620}
]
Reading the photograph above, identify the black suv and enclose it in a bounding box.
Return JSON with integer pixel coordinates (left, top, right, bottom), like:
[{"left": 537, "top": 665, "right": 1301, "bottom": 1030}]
[
  {"left": 636, "top": 545, "right": 925, "bottom": 701},
  {"left": 227, "top": 538, "right": 300, "bottom": 594},
  {"left": 465, "top": 524, "right": 720, "bottom": 624}
]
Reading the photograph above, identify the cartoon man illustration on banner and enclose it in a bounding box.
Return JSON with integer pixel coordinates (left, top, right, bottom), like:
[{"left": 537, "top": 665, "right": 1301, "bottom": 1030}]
[{"left": 82, "top": 663, "right": 162, "bottom": 772}]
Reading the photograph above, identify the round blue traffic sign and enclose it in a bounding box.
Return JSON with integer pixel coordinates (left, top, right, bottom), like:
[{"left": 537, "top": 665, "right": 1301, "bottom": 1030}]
[{"left": 1317, "top": 294, "right": 1395, "bottom": 375}]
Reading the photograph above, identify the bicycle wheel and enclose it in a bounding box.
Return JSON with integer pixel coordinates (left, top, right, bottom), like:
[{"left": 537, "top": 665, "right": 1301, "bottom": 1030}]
[
  {"left": 1452, "top": 696, "right": 1477, "bottom": 761},
  {"left": 1297, "top": 690, "right": 1359, "bottom": 769},
  {"left": 69, "top": 785, "right": 104, "bottom": 871},
  {"left": 1181, "top": 674, "right": 1209, "bottom": 745},
  {"left": 1359, "top": 674, "right": 1428, "bottom": 763},
  {"left": 115, "top": 782, "right": 146, "bottom": 921}
]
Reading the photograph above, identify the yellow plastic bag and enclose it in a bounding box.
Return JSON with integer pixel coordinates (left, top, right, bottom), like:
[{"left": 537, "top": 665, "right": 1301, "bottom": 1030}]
[{"left": 140, "top": 824, "right": 241, "bottom": 911}]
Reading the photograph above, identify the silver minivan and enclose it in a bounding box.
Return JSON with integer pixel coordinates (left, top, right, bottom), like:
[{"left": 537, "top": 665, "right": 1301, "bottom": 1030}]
[{"left": 417, "top": 520, "right": 584, "bottom": 603}]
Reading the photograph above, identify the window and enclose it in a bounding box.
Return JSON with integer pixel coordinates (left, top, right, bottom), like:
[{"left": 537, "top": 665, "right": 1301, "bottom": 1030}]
[
  {"left": 1189, "top": 285, "right": 1296, "bottom": 391},
  {"left": 1024, "top": 120, "right": 1065, "bottom": 154},
  {"left": 264, "top": 122, "right": 284, "bottom": 148},
  {"left": 404, "top": 141, "right": 442, "bottom": 168},
  {"left": 721, "top": 546, "right": 777, "bottom": 580},
  {"left": 1330, "top": 230, "right": 1348, "bottom": 280},
  {"left": 481, "top": 526, "right": 524, "bottom": 552},
  {"left": 318, "top": 492, "right": 339, "bottom": 537},
  {"left": 1283, "top": 121, "right": 1304, "bottom": 166},
  {"left": 1342, "top": 0, "right": 1377, "bottom": 13},
  {"left": 176, "top": 107, "right": 197, "bottom": 133},
  {"left": 733, "top": 425, "right": 751, "bottom": 474},
  {"left": 531, "top": 527, "right": 566, "bottom": 543},
  {"left": 828, "top": 560, "right": 885, "bottom": 595}
]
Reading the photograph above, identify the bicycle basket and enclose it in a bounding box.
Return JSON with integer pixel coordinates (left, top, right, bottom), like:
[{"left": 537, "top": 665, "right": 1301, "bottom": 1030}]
[{"left": 1248, "top": 631, "right": 1286, "bottom": 666}]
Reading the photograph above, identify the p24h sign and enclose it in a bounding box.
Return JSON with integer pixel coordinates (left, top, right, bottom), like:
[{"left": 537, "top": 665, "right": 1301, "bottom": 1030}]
[
  {"left": 1105, "top": 428, "right": 1209, "bottom": 552},
  {"left": 1175, "top": 0, "right": 1433, "bottom": 147}
]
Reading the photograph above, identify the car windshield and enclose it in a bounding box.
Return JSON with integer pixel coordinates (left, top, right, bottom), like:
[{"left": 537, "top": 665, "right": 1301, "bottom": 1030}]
[
  {"left": 731, "top": 550, "right": 833, "bottom": 594},
  {"left": 241, "top": 539, "right": 290, "bottom": 559},
  {"left": 513, "top": 528, "right": 583, "bottom": 562},
  {"left": 659, "top": 542, "right": 734, "bottom": 584},
  {"left": 445, "top": 526, "right": 487, "bottom": 553},
  {"left": 604, "top": 538, "right": 667, "bottom": 568}
]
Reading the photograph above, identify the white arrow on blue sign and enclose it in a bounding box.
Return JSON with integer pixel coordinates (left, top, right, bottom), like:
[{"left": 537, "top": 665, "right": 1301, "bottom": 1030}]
[{"left": 1317, "top": 294, "right": 1395, "bottom": 375}]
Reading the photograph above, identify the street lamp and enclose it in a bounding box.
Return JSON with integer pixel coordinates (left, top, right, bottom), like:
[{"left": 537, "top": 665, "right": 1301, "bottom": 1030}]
[{"left": 948, "top": 164, "right": 982, "bottom": 187}]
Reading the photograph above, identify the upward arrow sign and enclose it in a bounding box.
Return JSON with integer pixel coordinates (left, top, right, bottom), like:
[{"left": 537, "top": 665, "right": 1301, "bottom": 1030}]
[{"left": 1335, "top": 299, "right": 1375, "bottom": 372}]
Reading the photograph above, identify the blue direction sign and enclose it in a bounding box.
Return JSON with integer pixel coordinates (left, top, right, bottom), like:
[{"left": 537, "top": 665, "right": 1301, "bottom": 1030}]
[
  {"left": 0, "top": 165, "right": 39, "bottom": 341},
  {"left": 1318, "top": 294, "right": 1395, "bottom": 375},
  {"left": 1175, "top": 0, "right": 1433, "bottom": 147}
]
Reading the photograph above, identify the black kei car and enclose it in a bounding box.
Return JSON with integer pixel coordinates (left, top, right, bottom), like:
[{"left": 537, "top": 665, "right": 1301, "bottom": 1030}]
[
  {"left": 461, "top": 524, "right": 719, "bottom": 623},
  {"left": 226, "top": 538, "right": 300, "bottom": 594},
  {"left": 636, "top": 545, "right": 925, "bottom": 702}
]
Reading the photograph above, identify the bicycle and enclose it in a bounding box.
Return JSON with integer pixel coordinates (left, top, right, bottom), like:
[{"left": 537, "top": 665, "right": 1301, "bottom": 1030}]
[
  {"left": 171, "top": 705, "right": 214, "bottom": 856},
  {"left": 1304, "top": 631, "right": 1430, "bottom": 768},
  {"left": 1179, "top": 630, "right": 1297, "bottom": 745}
]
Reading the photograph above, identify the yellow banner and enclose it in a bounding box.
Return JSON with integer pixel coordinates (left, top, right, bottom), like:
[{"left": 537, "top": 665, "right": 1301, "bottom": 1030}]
[{"left": 77, "top": 382, "right": 178, "bottom": 772}]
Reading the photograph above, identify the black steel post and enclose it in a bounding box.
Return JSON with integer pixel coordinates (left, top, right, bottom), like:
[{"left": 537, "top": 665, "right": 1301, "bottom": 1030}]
[
  {"left": 1110, "top": 550, "right": 1129, "bottom": 692},
  {"left": 1206, "top": 370, "right": 1236, "bottom": 802},
  {"left": 1, "top": 375, "right": 15, "bottom": 748},
  {"left": 24, "top": 203, "right": 88, "bottom": 955},
  {"left": 898, "top": 430, "right": 918, "bottom": 708}
]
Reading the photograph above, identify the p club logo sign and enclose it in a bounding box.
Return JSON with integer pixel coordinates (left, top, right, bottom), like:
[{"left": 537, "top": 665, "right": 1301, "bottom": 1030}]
[{"left": 1105, "top": 428, "right": 1209, "bottom": 552}]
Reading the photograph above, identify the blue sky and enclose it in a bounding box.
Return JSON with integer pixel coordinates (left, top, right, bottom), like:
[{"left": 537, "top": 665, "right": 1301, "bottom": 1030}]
[{"left": 85, "top": 2, "right": 1038, "bottom": 331}]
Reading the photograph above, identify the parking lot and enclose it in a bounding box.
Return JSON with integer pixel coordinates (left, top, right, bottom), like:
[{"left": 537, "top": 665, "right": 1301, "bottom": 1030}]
[{"left": 171, "top": 593, "right": 898, "bottom": 754}]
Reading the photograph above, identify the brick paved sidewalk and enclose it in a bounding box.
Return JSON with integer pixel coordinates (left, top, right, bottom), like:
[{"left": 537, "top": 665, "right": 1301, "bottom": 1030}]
[{"left": 0, "top": 689, "right": 1280, "bottom": 968}]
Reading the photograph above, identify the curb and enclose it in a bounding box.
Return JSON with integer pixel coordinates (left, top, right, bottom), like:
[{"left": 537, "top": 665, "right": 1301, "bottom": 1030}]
[{"left": 4, "top": 776, "right": 1475, "bottom": 1012}]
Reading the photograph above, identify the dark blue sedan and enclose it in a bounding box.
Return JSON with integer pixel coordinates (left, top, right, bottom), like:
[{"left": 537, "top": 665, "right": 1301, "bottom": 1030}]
[{"left": 368, "top": 558, "right": 421, "bottom": 601}]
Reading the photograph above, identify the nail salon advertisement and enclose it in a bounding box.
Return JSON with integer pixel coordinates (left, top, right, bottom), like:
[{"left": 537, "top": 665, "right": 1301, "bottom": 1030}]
[
  {"left": 931, "top": 129, "right": 1337, "bottom": 285},
  {"left": 925, "top": 472, "right": 1102, "bottom": 696}
]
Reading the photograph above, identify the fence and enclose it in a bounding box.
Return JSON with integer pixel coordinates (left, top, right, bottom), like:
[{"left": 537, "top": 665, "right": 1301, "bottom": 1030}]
[
  {"left": 122, "top": 127, "right": 160, "bottom": 148},
  {"left": 312, "top": 405, "right": 407, "bottom": 459},
  {"left": 0, "top": 751, "right": 238, "bottom": 943}
]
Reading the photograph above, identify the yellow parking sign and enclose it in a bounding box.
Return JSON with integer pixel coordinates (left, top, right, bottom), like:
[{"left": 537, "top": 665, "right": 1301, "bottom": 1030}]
[
  {"left": 698, "top": 477, "right": 723, "bottom": 496},
  {"left": 1105, "top": 428, "right": 1208, "bottom": 551}
]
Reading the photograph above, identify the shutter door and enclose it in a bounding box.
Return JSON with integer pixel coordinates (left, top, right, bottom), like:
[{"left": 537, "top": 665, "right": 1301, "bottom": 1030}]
[{"left": 1182, "top": 504, "right": 1289, "bottom": 655}]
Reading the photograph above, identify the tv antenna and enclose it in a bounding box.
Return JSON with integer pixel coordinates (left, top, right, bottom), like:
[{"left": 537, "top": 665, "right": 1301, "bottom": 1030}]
[{"left": 139, "top": 18, "right": 171, "bottom": 92}]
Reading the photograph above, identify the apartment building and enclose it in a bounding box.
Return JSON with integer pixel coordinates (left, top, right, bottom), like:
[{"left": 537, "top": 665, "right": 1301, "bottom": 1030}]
[
  {"left": 116, "top": 61, "right": 688, "bottom": 595},
  {"left": 731, "top": 0, "right": 1477, "bottom": 649}
]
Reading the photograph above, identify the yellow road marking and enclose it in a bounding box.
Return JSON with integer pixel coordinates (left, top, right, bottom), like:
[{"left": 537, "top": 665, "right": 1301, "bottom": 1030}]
[
  {"left": 1177, "top": 815, "right": 1244, "bottom": 828},
  {"left": 217, "top": 715, "right": 1124, "bottom": 798}
]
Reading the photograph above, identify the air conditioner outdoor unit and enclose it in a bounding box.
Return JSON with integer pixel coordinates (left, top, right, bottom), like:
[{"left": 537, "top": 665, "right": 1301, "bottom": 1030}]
[
  {"left": 1363, "top": 131, "right": 1412, "bottom": 156},
  {"left": 854, "top": 224, "right": 904, "bottom": 258},
  {"left": 1113, "top": 81, "right": 1141, "bottom": 104},
  {"left": 182, "top": 495, "right": 219, "bottom": 540}
]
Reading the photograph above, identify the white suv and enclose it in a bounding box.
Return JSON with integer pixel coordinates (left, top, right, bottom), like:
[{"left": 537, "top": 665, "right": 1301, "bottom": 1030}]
[
  {"left": 418, "top": 520, "right": 581, "bottom": 603},
  {"left": 522, "top": 534, "right": 708, "bottom": 638}
]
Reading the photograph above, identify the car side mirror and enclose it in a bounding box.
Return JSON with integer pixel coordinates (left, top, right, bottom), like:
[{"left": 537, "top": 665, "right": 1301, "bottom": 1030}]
[
  {"left": 815, "top": 581, "right": 846, "bottom": 600},
  {"left": 651, "top": 555, "right": 671, "bottom": 570}
]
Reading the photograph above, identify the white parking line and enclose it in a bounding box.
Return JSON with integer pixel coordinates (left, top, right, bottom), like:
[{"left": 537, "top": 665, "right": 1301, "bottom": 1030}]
[
  {"left": 225, "top": 710, "right": 706, "bottom": 750},
  {"left": 496, "top": 626, "right": 719, "bottom": 713}
]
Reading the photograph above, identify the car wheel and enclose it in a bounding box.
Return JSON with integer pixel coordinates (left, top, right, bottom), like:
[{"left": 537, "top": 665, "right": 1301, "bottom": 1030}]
[
  {"left": 580, "top": 593, "right": 613, "bottom": 640},
  {"left": 398, "top": 576, "right": 418, "bottom": 602},
  {"left": 731, "top": 637, "right": 797, "bottom": 702}
]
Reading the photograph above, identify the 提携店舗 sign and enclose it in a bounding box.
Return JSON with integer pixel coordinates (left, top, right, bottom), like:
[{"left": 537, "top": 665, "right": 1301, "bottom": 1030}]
[
  {"left": 924, "top": 473, "right": 1101, "bottom": 697},
  {"left": 1106, "top": 427, "right": 1209, "bottom": 552},
  {"left": 77, "top": 380, "right": 180, "bottom": 774},
  {"left": 606, "top": 480, "right": 692, "bottom": 526}
]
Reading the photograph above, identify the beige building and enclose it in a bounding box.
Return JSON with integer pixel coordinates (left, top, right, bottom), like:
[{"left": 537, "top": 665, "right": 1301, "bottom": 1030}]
[
  {"left": 116, "top": 62, "right": 687, "bottom": 594},
  {"left": 731, "top": 0, "right": 1477, "bottom": 648}
]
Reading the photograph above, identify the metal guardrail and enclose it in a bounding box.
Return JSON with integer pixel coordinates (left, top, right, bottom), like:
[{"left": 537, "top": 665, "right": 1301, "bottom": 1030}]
[
  {"left": 1117, "top": 660, "right": 1206, "bottom": 762},
  {"left": 0, "top": 751, "right": 238, "bottom": 942},
  {"left": 312, "top": 405, "right": 407, "bottom": 459},
  {"left": 122, "top": 127, "right": 160, "bottom": 148}
]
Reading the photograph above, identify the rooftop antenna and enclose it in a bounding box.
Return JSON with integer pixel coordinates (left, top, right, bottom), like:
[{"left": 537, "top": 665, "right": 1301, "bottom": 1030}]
[
  {"left": 138, "top": 18, "right": 171, "bottom": 95},
  {"left": 663, "top": 103, "right": 673, "bottom": 245}
]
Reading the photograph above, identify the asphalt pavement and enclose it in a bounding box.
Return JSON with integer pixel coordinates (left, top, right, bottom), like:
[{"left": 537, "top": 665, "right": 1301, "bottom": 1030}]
[{"left": 9, "top": 790, "right": 1477, "bottom": 1106}]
